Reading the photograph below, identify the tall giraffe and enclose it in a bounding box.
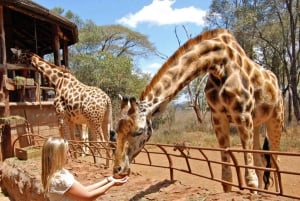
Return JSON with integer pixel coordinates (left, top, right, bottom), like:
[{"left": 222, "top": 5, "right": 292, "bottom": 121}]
[
  {"left": 112, "top": 29, "right": 284, "bottom": 192},
  {"left": 11, "top": 49, "right": 113, "bottom": 144}
]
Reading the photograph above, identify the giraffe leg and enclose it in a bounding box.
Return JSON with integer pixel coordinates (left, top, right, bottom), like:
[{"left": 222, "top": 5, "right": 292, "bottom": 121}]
[
  {"left": 68, "top": 120, "right": 75, "bottom": 140},
  {"left": 236, "top": 116, "right": 258, "bottom": 190},
  {"left": 253, "top": 125, "right": 265, "bottom": 189},
  {"left": 101, "top": 117, "right": 111, "bottom": 167},
  {"left": 89, "top": 125, "right": 106, "bottom": 164},
  {"left": 58, "top": 117, "right": 64, "bottom": 138},
  {"left": 89, "top": 125, "right": 99, "bottom": 141},
  {"left": 77, "top": 124, "right": 89, "bottom": 156},
  {"left": 58, "top": 116, "right": 71, "bottom": 140},
  {"left": 83, "top": 124, "right": 90, "bottom": 155},
  {"left": 264, "top": 116, "right": 282, "bottom": 190},
  {"left": 81, "top": 124, "right": 89, "bottom": 141},
  {"left": 212, "top": 113, "right": 232, "bottom": 192},
  {"left": 96, "top": 124, "right": 110, "bottom": 167},
  {"left": 102, "top": 117, "right": 110, "bottom": 141}
]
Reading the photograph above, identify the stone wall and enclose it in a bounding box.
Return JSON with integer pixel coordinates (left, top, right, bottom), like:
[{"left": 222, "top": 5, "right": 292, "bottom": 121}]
[{"left": 1, "top": 157, "right": 48, "bottom": 201}]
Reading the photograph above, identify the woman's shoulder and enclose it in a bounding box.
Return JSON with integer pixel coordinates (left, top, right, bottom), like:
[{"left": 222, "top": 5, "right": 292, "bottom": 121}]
[
  {"left": 49, "top": 169, "right": 75, "bottom": 192},
  {"left": 53, "top": 168, "right": 72, "bottom": 176},
  {"left": 60, "top": 168, "right": 73, "bottom": 176}
]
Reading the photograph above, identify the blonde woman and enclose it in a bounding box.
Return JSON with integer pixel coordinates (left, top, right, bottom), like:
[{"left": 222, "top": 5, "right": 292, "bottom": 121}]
[{"left": 41, "top": 137, "right": 128, "bottom": 201}]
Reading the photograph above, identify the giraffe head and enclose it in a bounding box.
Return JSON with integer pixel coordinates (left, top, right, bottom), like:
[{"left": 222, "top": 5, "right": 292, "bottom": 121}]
[
  {"left": 113, "top": 95, "right": 153, "bottom": 178},
  {"left": 10, "top": 48, "right": 33, "bottom": 65}
]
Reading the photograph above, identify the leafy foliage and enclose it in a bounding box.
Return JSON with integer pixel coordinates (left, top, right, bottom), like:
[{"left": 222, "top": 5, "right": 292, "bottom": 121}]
[
  {"left": 71, "top": 52, "right": 150, "bottom": 99},
  {"left": 73, "top": 21, "right": 156, "bottom": 59}
]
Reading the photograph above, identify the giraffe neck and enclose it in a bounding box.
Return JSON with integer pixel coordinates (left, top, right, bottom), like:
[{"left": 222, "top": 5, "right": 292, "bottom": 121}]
[
  {"left": 140, "top": 29, "right": 246, "bottom": 117},
  {"left": 31, "top": 54, "right": 73, "bottom": 87}
]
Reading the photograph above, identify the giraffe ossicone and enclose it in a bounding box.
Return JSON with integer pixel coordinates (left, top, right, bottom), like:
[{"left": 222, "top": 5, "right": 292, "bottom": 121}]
[{"left": 113, "top": 29, "right": 284, "bottom": 192}]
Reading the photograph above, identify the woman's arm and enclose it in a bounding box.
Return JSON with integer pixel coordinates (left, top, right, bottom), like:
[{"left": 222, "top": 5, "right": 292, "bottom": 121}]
[
  {"left": 85, "top": 177, "right": 110, "bottom": 192},
  {"left": 65, "top": 177, "right": 128, "bottom": 201}
]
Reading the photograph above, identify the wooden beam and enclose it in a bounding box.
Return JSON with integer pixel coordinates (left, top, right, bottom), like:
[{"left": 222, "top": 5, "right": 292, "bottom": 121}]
[
  {"left": 0, "top": 6, "right": 6, "bottom": 65},
  {"left": 52, "top": 25, "right": 60, "bottom": 66},
  {"left": 62, "top": 41, "right": 69, "bottom": 67},
  {"left": 0, "top": 6, "right": 10, "bottom": 116}
]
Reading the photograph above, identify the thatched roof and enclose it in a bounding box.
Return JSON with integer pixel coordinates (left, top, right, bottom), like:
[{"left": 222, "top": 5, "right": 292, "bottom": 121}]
[{"left": 0, "top": 0, "right": 78, "bottom": 55}]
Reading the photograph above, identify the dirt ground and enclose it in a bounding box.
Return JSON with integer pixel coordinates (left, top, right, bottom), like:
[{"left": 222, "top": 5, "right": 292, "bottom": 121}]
[
  {"left": 54, "top": 156, "right": 300, "bottom": 201},
  {"left": 1, "top": 147, "right": 300, "bottom": 201}
]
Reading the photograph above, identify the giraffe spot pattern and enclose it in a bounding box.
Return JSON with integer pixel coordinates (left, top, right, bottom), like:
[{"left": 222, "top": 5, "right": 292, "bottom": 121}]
[
  {"left": 27, "top": 53, "right": 113, "bottom": 142},
  {"left": 114, "top": 29, "right": 284, "bottom": 191}
]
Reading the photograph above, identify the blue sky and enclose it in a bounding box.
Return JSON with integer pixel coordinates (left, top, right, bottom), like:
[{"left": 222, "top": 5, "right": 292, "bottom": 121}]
[{"left": 33, "top": 0, "right": 212, "bottom": 75}]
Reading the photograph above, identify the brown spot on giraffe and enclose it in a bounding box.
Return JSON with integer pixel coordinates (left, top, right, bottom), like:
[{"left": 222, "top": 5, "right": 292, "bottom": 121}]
[{"left": 112, "top": 29, "right": 283, "bottom": 193}]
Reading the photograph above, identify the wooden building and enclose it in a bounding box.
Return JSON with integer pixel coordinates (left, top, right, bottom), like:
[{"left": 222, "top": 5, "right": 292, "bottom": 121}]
[
  {"left": 0, "top": 0, "right": 78, "bottom": 159},
  {"left": 0, "top": 0, "right": 78, "bottom": 114}
]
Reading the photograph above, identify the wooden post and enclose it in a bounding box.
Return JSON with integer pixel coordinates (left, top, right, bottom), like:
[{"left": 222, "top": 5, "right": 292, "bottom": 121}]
[
  {"left": 1, "top": 124, "right": 13, "bottom": 160},
  {"left": 0, "top": 6, "right": 13, "bottom": 161},
  {"left": 62, "top": 41, "right": 69, "bottom": 67},
  {"left": 52, "top": 25, "right": 60, "bottom": 66},
  {"left": 0, "top": 6, "right": 9, "bottom": 116}
]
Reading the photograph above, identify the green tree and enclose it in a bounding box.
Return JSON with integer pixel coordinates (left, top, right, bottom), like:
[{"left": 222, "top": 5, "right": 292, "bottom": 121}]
[
  {"left": 205, "top": 0, "right": 236, "bottom": 29},
  {"left": 72, "top": 52, "right": 150, "bottom": 98},
  {"left": 73, "top": 21, "right": 156, "bottom": 59},
  {"left": 51, "top": 7, "right": 84, "bottom": 29},
  {"left": 70, "top": 20, "right": 154, "bottom": 99}
]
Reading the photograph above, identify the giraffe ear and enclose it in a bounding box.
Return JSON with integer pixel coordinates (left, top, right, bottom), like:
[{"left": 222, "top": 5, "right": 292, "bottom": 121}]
[
  {"left": 118, "top": 94, "right": 123, "bottom": 100},
  {"left": 119, "top": 95, "right": 130, "bottom": 117},
  {"left": 10, "top": 48, "right": 21, "bottom": 56},
  {"left": 128, "top": 97, "right": 138, "bottom": 115}
]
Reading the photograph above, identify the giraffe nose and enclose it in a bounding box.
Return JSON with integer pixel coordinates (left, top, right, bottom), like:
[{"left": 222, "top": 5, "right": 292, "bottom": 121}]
[
  {"left": 113, "top": 166, "right": 122, "bottom": 175},
  {"left": 113, "top": 166, "right": 130, "bottom": 178}
]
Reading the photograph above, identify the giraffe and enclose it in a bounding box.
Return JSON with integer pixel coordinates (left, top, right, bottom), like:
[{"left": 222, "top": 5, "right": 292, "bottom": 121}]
[
  {"left": 24, "top": 52, "right": 112, "bottom": 141},
  {"left": 11, "top": 49, "right": 114, "bottom": 165},
  {"left": 112, "top": 29, "right": 284, "bottom": 192}
]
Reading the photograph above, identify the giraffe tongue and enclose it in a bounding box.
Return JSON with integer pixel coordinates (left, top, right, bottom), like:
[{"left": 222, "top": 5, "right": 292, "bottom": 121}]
[
  {"left": 113, "top": 169, "right": 131, "bottom": 179},
  {"left": 113, "top": 175, "right": 124, "bottom": 179}
]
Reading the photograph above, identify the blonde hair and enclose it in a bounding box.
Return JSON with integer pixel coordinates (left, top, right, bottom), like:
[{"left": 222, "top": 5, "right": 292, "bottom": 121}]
[{"left": 41, "top": 137, "right": 69, "bottom": 191}]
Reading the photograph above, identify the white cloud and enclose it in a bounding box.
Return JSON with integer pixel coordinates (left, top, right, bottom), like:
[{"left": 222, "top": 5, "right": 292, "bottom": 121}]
[
  {"left": 117, "top": 0, "right": 206, "bottom": 28},
  {"left": 148, "top": 62, "right": 161, "bottom": 69},
  {"left": 143, "top": 62, "right": 162, "bottom": 75}
]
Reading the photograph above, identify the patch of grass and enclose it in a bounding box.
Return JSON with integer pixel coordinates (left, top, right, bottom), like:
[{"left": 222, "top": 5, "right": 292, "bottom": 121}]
[
  {"left": 149, "top": 108, "right": 300, "bottom": 152},
  {"left": 280, "top": 125, "right": 300, "bottom": 151},
  {"left": 149, "top": 109, "right": 243, "bottom": 148},
  {"left": 149, "top": 130, "right": 217, "bottom": 147}
]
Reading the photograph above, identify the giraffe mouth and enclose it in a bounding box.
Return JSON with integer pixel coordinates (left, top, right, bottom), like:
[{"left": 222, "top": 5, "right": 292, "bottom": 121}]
[{"left": 113, "top": 168, "right": 131, "bottom": 179}]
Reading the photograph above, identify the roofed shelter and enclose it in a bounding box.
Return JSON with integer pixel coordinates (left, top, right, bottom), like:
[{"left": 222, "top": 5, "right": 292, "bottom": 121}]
[{"left": 0, "top": 0, "right": 78, "bottom": 116}]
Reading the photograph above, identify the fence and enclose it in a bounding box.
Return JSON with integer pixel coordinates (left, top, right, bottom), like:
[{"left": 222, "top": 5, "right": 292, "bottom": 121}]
[{"left": 11, "top": 134, "right": 300, "bottom": 200}]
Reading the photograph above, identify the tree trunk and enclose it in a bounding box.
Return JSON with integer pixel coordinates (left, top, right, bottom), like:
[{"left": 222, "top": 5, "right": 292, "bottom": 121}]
[
  {"left": 288, "top": 86, "right": 292, "bottom": 122},
  {"left": 192, "top": 105, "right": 202, "bottom": 124},
  {"left": 291, "top": 83, "right": 300, "bottom": 121}
]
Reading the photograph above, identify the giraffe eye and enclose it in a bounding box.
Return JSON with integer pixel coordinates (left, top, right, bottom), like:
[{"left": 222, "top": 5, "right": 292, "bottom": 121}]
[{"left": 131, "top": 128, "right": 145, "bottom": 137}]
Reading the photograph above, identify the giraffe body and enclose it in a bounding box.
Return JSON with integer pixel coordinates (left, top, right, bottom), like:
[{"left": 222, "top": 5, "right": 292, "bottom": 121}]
[
  {"left": 31, "top": 54, "right": 113, "bottom": 142},
  {"left": 12, "top": 49, "right": 113, "bottom": 143},
  {"left": 54, "top": 77, "right": 112, "bottom": 142},
  {"left": 112, "top": 29, "right": 284, "bottom": 192}
]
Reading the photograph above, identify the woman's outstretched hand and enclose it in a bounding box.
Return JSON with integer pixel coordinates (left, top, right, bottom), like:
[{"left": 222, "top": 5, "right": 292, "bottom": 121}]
[{"left": 107, "top": 176, "right": 129, "bottom": 185}]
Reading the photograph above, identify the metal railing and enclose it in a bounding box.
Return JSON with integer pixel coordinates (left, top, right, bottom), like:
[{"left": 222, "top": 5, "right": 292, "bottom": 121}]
[{"left": 11, "top": 134, "right": 300, "bottom": 200}]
